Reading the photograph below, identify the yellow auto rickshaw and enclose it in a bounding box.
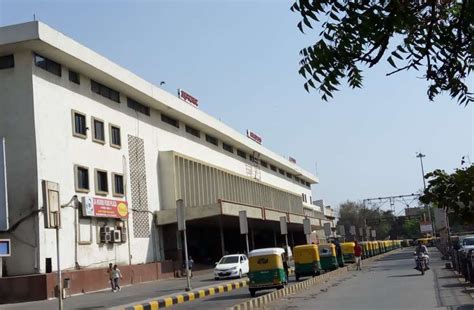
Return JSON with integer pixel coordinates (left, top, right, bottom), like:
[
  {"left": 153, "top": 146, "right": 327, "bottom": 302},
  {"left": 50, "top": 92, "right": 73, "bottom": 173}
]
[
  {"left": 319, "top": 243, "right": 338, "bottom": 271},
  {"left": 360, "top": 241, "right": 369, "bottom": 259},
  {"left": 378, "top": 241, "right": 385, "bottom": 253},
  {"left": 248, "top": 248, "right": 287, "bottom": 297},
  {"left": 371, "top": 241, "right": 380, "bottom": 255},
  {"left": 341, "top": 242, "right": 356, "bottom": 263},
  {"left": 294, "top": 244, "right": 321, "bottom": 281}
]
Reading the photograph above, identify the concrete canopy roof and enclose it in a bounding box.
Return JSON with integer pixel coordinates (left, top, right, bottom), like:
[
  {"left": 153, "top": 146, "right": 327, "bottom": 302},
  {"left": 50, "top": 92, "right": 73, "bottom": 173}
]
[{"left": 0, "top": 21, "right": 318, "bottom": 183}]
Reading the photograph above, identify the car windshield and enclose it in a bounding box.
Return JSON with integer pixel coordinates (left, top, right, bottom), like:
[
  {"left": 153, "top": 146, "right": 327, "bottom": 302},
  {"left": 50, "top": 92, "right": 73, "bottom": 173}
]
[
  {"left": 463, "top": 238, "right": 474, "bottom": 246},
  {"left": 219, "top": 256, "right": 239, "bottom": 264}
]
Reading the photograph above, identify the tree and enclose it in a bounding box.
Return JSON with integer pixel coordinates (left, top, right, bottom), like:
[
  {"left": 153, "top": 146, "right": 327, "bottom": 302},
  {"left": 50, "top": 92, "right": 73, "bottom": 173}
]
[
  {"left": 291, "top": 0, "right": 474, "bottom": 105},
  {"left": 401, "top": 219, "right": 421, "bottom": 239},
  {"left": 419, "top": 165, "right": 474, "bottom": 223}
]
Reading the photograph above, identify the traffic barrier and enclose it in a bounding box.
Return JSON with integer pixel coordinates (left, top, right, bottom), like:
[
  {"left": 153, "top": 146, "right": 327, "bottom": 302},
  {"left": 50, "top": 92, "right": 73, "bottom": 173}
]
[{"left": 228, "top": 248, "right": 402, "bottom": 310}]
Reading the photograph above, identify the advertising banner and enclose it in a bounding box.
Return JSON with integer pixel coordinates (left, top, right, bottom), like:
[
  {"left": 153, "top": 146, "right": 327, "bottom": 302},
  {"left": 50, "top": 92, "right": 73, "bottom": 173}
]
[{"left": 82, "top": 197, "right": 128, "bottom": 219}]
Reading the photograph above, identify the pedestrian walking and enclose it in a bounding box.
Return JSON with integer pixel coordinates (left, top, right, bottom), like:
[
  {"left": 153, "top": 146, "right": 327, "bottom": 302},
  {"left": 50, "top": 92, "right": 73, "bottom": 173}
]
[
  {"left": 354, "top": 241, "right": 363, "bottom": 270},
  {"left": 187, "top": 256, "right": 194, "bottom": 278},
  {"left": 111, "top": 264, "right": 123, "bottom": 292},
  {"left": 106, "top": 263, "right": 114, "bottom": 292}
]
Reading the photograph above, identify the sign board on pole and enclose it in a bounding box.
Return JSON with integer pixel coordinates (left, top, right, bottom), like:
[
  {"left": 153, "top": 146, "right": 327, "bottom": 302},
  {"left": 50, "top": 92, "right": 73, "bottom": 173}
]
[
  {"left": 434, "top": 208, "right": 448, "bottom": 230},
  {"left": 371, "top": 229, "right": 376, "bottom": 238},
  {"left": 359, "top": 227, "right": 363, "bottom": 236},
  {"left": 280, "top": 216, "right": 288, "bottom": 235},
  {"left": 0, "top": 138, "right": 8, "bottom": 231},
  {"left": 303, "top": 218, "right": 311, "bottom": 235},
  {"left": 176, "top": 199, "right": 186, "bottom": 231},
  {"left": 0, "top": 239, "right": 10, "bottom": 257},
  {"left": 366, "top": 227, "right": 370, "bottom": 236},
  {"left": 338, "top": 225, "right": 346, "bottom": 236},
  {"left": 42, "top": 180, "right": 61, "bottom": 229},
  {"left": 323, "top": 223, "right": 332, "bottom": 237},
  {"left": 239, "top": 211, "right": 248, "bottom": 235},
  {"left": 420, "top": 221, "right": 433, "bottom": 234},
  {"left": 350, "top": 225, "right": 356, "bottom": 235}
]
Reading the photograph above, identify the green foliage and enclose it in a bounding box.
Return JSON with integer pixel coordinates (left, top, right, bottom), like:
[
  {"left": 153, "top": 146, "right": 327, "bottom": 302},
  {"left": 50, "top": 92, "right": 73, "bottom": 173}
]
[
  {"left": 292, "top": 0, "right": 474, "bottom": 105},
  {"left": 419, "top": 165, "right": 474, "bottom": 223},
  {"left": 402, "top": 219, "right": 421, "bottom": 239}
]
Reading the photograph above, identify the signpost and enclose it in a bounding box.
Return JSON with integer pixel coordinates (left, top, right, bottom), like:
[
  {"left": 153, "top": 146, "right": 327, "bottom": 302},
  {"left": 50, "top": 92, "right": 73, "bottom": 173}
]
[
  {"left": 280, "top": 216, "right": 289, "bottom": 250},
  {"left": 371, "top": 229, "right": 377, "bottom": 239},
  {"left": 246, "top": 130, "right": 262, "bottom": 144},
  {"left": 303, "top": 218, "right": 311, "bottom": 244},
  {"left": 176, "top": 199, "right": 191, "bottom": 291},
  {"left": 81, "top": 197, "right": 128, "bottom": 219},
  {"left": 239, "top": 211, "right": 250, "bottom": 255},
  {"left": 0, "top": 138, "right": 8, "bottom": 232}
]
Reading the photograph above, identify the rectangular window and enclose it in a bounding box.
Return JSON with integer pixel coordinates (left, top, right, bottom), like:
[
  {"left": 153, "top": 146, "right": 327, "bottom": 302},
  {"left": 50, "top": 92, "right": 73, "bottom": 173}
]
[
  {"left": 286, "top": 172, "right": 293, "bottom": 179},
  {"left": 34, "top": 54, "right": 61, "bottom": 76},
  {"left": 112, "top": 173, "right": 124, "bottom": 196},
  {"left": 279, "top": 169, "right": 285, "bottom": 175},
  {"left": 92, "top": 117, "right": 105, "bottom": 143},
  {"left": 95, "top": 169, "right": 108, "bottom": 195},
  {"left": 270, "top": 165, "right": 277, "bottom": 172},
  {"left": 222, "top": 143, "right": 233, "bottom": 153},
  {"left": 127, "top": 97, "right": 150, "bottom": 116},
  {"left": 260, "top": 160, "right": 268, "bottom": 168},
  {"left": 185, "top": 125, "right": 200, "bottom": 138},
  {"left": 161, "top": 114, "right": 179, "bottom": 128},
  {"left": 72, "top": 110, "right": 87, "bottom": 138},
  {"left": 295, "top": 177, "right": 300, "bottom": 183},
  {"left": 69, "top": 70, "right": 80, "bottom": 84},
  {"left": 91, "top": 80, "right": 120, "bottom": 103},
  {"left": 237, "top": 149, "right": 247, "bottom": 159},
  {"left": 305, "top": 181, "right": 310, "bottom": 187},
  {"left": 74, "top": 165, "right": 89, "bottom": 192},
  {"left": 205, "top": 134, "right": 218, "bottom": 146},
  {"left": 0, "top": 55, "right": 14, "bottom": 69},
  {"left": 109, "top": 124, "right": 121, "bottom": 148}
]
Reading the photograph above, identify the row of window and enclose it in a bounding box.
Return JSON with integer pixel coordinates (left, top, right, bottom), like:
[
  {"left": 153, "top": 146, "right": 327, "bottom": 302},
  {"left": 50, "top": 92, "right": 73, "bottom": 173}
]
[
  {"left": 75, "top": 165, "right": 124, "bottom": 196},
  {"left": 72, "top": 110, "right": 122, "bottom": 147},
  {"left": 302, "top": 193, "right": 312, "bottom": 203},
  {"left": 31, "top": 52, "right": 311, "bottom": 189}
]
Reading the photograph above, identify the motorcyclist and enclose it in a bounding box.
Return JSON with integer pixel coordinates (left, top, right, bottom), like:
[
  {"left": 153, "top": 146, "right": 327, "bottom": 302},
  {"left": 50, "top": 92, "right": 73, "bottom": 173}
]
[{"left": 415, "top": 242, "right": 430, "bottom": 270}]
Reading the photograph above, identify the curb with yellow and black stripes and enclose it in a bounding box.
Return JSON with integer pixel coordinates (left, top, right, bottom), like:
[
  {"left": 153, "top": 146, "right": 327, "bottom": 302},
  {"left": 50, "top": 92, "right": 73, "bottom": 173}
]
[
  {"left": 227, "top": 249, "right": 402, "bottom": 310},
  {"left": 120, "top": 279, "right": 248, "bottom": 310}
]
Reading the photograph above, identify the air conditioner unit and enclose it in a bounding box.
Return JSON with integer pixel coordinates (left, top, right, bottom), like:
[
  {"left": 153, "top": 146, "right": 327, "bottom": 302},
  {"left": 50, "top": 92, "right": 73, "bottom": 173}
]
[
  {"left": 112, "top": 230, "right": 121, "bottom": 243},
  {"left": 119, "top": 226, "right": 127, "bottom": 243},
  {"left": 99, "top": 226, "right": 111, "bottom": 243}
]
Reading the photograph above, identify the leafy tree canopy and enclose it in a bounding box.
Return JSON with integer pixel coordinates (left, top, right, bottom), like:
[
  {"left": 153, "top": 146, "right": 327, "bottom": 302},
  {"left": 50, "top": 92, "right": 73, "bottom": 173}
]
[
  {"left": 419, "top": 165, "right": 474, "bottom": 223},
  {"left": 292, "top": 0, "right": 474, "bottom": 104}
]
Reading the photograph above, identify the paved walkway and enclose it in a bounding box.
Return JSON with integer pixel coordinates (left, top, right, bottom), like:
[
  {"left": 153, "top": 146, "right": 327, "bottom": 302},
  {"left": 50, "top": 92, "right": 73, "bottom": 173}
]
[
  {"left": 2, "top": 270, "right": 237, "bottom": 310},
  {"left": 267, "top": 248, "right": 474, "bottom": 310}
]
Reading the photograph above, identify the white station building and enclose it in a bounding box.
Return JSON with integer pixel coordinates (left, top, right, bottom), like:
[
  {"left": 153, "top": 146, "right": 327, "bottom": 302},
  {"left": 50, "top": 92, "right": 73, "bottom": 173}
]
[{"left": 0, "top": 21, "right": 326, "bottom": 299}]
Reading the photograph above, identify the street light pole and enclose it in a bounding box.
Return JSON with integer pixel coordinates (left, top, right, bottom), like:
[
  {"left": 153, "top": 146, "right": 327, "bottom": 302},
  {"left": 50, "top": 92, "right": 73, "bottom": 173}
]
[{"left": 416, "top": 152, "right": 435, "bottom": 236}]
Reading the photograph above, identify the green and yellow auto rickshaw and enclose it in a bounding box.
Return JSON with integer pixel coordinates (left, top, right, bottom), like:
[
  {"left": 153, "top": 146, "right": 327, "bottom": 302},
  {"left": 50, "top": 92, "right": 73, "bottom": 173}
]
[
  {"left": 248, "top": 248, "right": 287, "bottom": 297},
  {"left": 360, "top": 241, "right": 369, "bottom": 259},
  {"left": 318, "top": 243, "right": 338, "bottom": 271},
  {"left": 371, "top": 241, "right": 380, "bottom": 255},
  {"left": 341, "top": 242, "right": 356, "bottom": 263},
  {"left": 294, "top": 244, "right": 321, "bottom": 281},
  {"left": 378, "top": 241, "right": 386, "bottom": 253}
]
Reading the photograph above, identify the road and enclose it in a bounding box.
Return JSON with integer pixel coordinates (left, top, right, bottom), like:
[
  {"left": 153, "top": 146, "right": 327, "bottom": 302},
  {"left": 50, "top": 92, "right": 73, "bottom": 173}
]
[{"left": 265, "top": 248, "right": 474, "bottom": 310}]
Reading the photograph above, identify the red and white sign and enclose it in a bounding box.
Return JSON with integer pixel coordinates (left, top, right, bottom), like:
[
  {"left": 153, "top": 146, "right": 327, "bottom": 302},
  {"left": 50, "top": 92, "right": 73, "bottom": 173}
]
[
  {"left": 178, "top": 89, "right": 199, "bottom": 108},
  {"left": 246, "top": 130, "right": 262, "bottom": 144},
  {"left": 420, "top": 221, "right": 433, "bottom": 234},
  {"left": 82, "top": 197, "right": 128, "bottom": 219}
]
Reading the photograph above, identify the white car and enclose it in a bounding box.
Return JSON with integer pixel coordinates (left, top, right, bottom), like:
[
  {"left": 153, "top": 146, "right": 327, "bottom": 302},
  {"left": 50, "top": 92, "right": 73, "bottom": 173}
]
[
  {"left": 214, "top": 254, "right": 249, "bottom": 279},
  {"left": 460, "top": 236, "right": 474, "bottom": 254}
]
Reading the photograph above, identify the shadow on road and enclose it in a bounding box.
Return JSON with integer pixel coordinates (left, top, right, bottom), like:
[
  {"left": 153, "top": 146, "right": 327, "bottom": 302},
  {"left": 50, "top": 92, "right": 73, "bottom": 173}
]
[
  {"left": 377, "top": 252, "right": 414, "bottom": 261},
  {"left": 387, "top": 274, "right": 422, "bottom": 278},
  {"left": 442, "top": 283, "right": 468, "bottom": 288},
  {"left": 202, "top": 292, "right": 254, "bottom": 302}
]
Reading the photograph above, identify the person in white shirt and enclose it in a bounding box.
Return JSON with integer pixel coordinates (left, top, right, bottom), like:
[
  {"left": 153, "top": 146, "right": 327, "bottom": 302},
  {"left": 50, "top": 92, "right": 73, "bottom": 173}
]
[{"left": 111, "top": 264, "right": 123, "bottom": 292}]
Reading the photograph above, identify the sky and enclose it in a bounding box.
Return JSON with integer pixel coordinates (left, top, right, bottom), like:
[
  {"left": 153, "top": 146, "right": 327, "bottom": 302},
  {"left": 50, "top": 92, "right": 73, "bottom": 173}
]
[{"left": 1, "top": 0, "right": 472, "bottom": 215}]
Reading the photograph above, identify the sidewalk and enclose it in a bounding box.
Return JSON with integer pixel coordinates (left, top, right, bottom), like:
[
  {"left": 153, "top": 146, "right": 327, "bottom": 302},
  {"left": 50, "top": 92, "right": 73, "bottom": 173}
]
[{"left": 2, "top": 269, "right": 237, "bottom": 310}]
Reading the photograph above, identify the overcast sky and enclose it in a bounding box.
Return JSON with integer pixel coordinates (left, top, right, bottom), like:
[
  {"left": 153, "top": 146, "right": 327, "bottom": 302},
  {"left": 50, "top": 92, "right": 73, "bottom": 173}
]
[{"left": 1, "top": 0, "right": 472, "bottom": 214}]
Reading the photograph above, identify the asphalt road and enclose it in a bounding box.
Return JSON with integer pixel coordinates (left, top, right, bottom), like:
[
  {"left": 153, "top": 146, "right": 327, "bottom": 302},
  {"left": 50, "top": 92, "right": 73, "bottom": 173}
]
[{"left": 265, "top": 248, "right": 474, "bottom": 310}]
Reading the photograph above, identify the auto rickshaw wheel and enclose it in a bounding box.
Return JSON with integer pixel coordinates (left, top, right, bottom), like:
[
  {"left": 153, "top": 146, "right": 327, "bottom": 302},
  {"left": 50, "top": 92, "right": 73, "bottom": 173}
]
[
  {"left": 295, "top": 273, "right": 300, "bottom": 281},
  {"left": 250, "top": 289, "right": 256, "bottom": 297}
]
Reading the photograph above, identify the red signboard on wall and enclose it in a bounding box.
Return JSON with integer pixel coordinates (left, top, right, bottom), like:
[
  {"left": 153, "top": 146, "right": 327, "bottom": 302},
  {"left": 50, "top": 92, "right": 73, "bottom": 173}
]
[
  {"left": 178, "top": 89, "right": 199, "bottom": 107},
  {"left": 246, "top": 130, "right": 262, "bottom": 144},
  {"left": 82, "top": 197, "right": 128, "bottom": 219}
]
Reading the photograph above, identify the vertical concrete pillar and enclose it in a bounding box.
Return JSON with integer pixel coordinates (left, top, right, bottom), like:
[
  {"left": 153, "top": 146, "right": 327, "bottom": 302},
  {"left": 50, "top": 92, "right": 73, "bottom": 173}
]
[
  {"left": 290, "top": 231, "right": 295, "bottom": 247},
  {"left": 250, "top": 228, "right": 255, "bottom": 250},
  {"left": 273, "top": 228, "right": 277, "bottom": 246}
]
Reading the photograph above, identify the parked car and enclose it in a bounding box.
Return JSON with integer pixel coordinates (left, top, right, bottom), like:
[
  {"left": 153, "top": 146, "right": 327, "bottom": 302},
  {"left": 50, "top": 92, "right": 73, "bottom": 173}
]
[
  {"left": 460, "top": 235, "right": 474, "bottom": 254},
  {"left": 214, "top": 254, "right": 249, "bottom": 279}
]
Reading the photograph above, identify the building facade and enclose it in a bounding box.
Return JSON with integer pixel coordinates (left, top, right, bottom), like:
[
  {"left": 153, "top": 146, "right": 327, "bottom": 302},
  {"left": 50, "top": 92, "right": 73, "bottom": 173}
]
[{"left": 0, "top": 21, "right": 326, "bottom": 300}]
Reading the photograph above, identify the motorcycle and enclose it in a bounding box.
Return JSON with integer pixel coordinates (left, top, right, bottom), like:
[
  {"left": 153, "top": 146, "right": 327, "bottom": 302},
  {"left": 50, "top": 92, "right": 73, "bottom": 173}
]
[{"left": 414, "top": 252, "right": 429, "bottom": 275}]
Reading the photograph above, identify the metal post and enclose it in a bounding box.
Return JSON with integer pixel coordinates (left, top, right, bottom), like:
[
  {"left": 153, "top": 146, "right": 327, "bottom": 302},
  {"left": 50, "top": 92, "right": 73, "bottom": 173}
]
[
  {"left": 417, "top": 152, "right": 435, "bottom": 236},
  {"left": 245, "top": 234, "right": 250, "bottom": 255},
  {"left": 219, "top": 220, "right": 225, "bottom": 256},
  {"left": 183, "top": 230, "right": 191, "bottom": 291},
  {"left": 285, "top": 234, "right": 289, "bottom": 249},
  {"left": 0, "top": 257, "right": 2, "bottom": 277},
  {"left": 56, "top": 227, "right": 63, "bottom": 310}
]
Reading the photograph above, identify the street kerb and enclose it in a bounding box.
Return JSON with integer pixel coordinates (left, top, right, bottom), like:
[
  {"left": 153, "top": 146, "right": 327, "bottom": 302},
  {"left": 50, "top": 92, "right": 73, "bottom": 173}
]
[{"left": 227, "top": 249, "right": 402, "bottom": 310}]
